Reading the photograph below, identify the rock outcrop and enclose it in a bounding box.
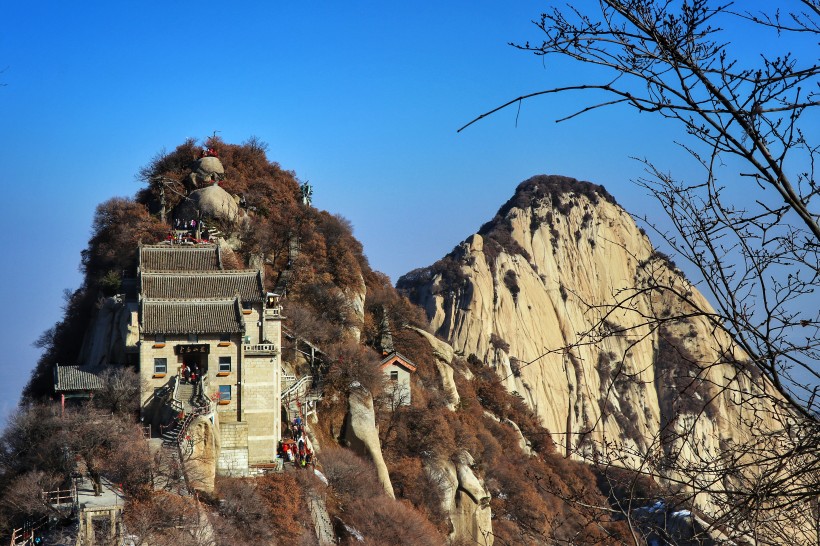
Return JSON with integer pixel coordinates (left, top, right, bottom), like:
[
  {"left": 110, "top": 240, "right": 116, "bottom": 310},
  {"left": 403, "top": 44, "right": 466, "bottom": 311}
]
[
  {"left": 190, "top": 155, "right": 225, "bottom": 186},
  {"left": 410, "top": 327, "right": 461, "bottom": 409},
  {"left": 77, "top": 296, "right": 137, "bottom": 370},
  {"left": 343, "top": 385, "right": 395, "bottom": 498},
  {"left": 398, "top": 175, "right": 784, "bottom": 515},
  {"left": 185, "top": 415, "right": 219, "bottom": 494},
  {"left": 424, "top": 452, "right": 493, "bottom": 546},
  {"left": 176, "top": 184, "right": 241, "bottom": 226}
]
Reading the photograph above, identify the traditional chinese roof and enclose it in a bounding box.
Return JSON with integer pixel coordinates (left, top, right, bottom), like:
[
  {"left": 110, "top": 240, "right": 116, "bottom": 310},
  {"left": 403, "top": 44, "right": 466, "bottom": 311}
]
[
  {"left": 54, "top": 365, "right": 104, "bottom": 392},
  {"left": 379, "top": 351, "right": 417, "bottom": 373},
  {"left": 140, "top": 270, "right": 264, "bottom": 302},
  {"left": 139, "top": 244, "right": 221, "bottom": 272},
  {"left": 140, "top": 298, "right": 244, "bottom": 334}
]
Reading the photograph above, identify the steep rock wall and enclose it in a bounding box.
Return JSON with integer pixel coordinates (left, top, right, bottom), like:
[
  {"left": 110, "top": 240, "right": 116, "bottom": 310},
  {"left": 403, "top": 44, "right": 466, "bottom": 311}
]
[{"left": 398, "top": 175, "right": 783, "bottom": 513}]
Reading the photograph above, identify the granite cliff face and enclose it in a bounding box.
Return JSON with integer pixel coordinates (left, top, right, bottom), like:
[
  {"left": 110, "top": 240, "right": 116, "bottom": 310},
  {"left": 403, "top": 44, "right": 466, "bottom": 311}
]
[{"left": 398, "top": 175, "right": 781, "bottom": 510}]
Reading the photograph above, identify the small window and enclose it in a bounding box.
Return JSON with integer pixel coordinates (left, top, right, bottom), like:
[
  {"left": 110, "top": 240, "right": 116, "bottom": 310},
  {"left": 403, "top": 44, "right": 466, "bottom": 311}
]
[
  {"left": 187, "top": 334, "right": 198, "bottom": 343},
  {"left": 219, "top": 333, "right": 231, "bottom": 343},
  {"left": 390, "top": 371, "right": 399, "bottom": 381},
  {"left": 154, "top": 358, "right": 167, "bottom": 374},
  {"left": 154, "top": 334, "right": 165, "bottom": 344},
  {"left": 219, "top": 356, "right": 232, "bottom": 373},
  {"left": 242, "top": 301, "right": 253, "bottom": 310},
  {"left": 218, "top": 385, "right": 232, "bottom": 401}
]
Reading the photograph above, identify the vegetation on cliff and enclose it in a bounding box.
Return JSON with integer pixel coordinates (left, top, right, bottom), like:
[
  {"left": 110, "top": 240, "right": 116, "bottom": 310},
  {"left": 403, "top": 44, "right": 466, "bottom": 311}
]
[{"left": 11, "top": 138, "right": 727, "bottom": 544}]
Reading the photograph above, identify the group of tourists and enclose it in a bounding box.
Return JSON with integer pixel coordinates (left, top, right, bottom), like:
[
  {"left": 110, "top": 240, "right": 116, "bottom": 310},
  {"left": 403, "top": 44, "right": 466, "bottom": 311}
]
[
  {"left": 165, "top": 229, "right": 210, "bottom": 245},
  {"left": 280, "top": 416, "right": 314, "bottom": 468},
  {"left": 174, "top": 218, "right": 200, "bottom": 230},
  {"left": 180, "top": 364, "right": 201, "bottom": 383}
]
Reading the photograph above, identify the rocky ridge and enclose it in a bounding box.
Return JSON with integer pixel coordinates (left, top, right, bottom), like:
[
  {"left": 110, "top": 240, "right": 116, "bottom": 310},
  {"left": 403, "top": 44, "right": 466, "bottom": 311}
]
[{"left": 398, "top": 175, "right": 785, "bottom": 514}]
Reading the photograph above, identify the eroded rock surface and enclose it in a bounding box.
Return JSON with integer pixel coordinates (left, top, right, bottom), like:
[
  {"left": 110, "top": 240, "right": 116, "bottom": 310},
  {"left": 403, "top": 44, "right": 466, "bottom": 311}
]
[
  {"left": 424, "top": 451, "right": 493, "bottom": 546},
  {"left": 176, "top": 185, "right": 240, "bottom": 226},
  {"left": 343, "top": 385, "right": 395, "bottom": 498},
  {"left": 185, "top": 415, "right": 219, "bottom": 494},
  {"left": 398, "top": 175, "right": 784, "bottom": 516}
]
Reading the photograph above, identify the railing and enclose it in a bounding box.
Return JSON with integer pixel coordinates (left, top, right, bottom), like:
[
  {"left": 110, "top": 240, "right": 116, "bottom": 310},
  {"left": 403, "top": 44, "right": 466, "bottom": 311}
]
[
  {"left": 282, "top": 375, "right": 313, "bottom": 399},
  {"left": 282, "top": 374, "right": 297, "bottom": 389},
  {"left": 169, "top": 376, "right": 183, "bottom": 413},
  {"left": 43, "top": 487, "right": 75, "bottom": 506},
  {"left": 243, "top": 343, "right": 280, "bottom": 355},
  {"left": 9, "top": 516, "right": 48, "bottom": 546},
  {"left": 265, "top": 306, "right": 283, "bottom": 318},
  {"left": 175, "top": 398, "right": 212, "bottom": 445}
]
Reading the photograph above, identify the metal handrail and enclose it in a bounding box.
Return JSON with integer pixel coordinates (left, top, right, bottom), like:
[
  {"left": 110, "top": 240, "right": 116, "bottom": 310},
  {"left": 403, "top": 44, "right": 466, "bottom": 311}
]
[
  {"left": 175, "top": 386, "right": 212, "bottom": 445},
  {"left": 170, "top": 376, "right": 184, "bottom": 413},
  {"left": 281, "top": 375, "right": 313, "bottom": 398}
]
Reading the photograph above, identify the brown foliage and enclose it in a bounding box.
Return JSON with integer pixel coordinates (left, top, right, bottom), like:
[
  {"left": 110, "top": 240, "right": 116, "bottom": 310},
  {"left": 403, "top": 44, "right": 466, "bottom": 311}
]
[
  {"left": 256, "top": 473, "right": 307, "bottom": 538},
  {"left": 321, "top": 447, "right": 385, "bottom": 506},
  {"left": 321, "top": 447, "right": 445, "bottom": 545},
  {"left": 343, "top": 498, "right": 445, "bottom": 546},
  {"left": 284, "top": 300, "right": 344, "bottom": 349},
  {"left": 361, "top": 274, "right": 428, "bottom": 348},
  {"left": 387, "top": 457, "right": 448, "bottom": 528},
  {"left": 123, "top": 492, "right": 203, "bottom": 546},
  {"left": 92, "top": 366, "right": 143, "bottom": 416},
  {"left": 324, "top": 342, "right": 385, "bottom": 396},
  {"left": 81, "top": 197, "right": 168, "bottom": 292},
  {"left": 212, "top": 477, "right": 274, "bottom": 544}
]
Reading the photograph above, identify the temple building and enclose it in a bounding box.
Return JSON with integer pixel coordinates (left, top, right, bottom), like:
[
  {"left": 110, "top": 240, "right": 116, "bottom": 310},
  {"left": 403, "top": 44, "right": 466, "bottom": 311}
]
[{"left": 136, "top": 243, "right": 283, "bottom": 475}]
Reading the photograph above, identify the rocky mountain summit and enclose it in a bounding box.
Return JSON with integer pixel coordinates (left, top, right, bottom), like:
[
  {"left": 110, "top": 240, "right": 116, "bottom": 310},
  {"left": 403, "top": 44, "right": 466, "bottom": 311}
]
[{"left": 398, "top": 175, "right": 792, "bottom": 523}]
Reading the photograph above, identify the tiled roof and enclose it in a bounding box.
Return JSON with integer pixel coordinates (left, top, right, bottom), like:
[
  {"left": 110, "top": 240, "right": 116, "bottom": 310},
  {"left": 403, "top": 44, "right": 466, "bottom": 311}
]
[
  {"left": 140, "top": 270, "right": 264, "bottom": 302},
  {"left": 141, "top": 298, "right": 244, "bottom": 334},
  {"left": 139, "top": 244, "right": 221, "bottom": 272},
  {"left": 380, "top": 351, "right": 417, "bottom": 373},
  {"left": 54, "top": 365, "right": 104, "bottom": 392}
]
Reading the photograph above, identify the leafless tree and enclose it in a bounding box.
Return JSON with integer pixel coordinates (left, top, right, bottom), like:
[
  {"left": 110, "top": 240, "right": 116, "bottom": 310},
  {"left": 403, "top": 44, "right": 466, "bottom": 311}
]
[
  {"left": 93, "top": 367, "right": 145, "bottom": 416},
  {"left": 461, "top": 1, "right": 820, "bottom": 543}
]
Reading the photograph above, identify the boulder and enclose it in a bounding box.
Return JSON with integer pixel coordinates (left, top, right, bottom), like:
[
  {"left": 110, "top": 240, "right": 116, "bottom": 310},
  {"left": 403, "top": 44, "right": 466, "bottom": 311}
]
[
  {"left": 176, "top": 185, "right": 240, "bottom": 226},
  {"left": 190, "top": 156, "right": 225, "bottom": 186}
]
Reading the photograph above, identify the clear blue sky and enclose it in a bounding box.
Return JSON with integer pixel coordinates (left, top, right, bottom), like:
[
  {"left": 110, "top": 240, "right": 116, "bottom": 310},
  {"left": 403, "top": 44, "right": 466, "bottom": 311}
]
[{"left": 0, "top": 1, "right": 813, "bottom": 419}]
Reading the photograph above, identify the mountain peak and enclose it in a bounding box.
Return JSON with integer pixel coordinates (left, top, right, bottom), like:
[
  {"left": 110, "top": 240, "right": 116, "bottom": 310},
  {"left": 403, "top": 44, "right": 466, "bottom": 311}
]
[{"left": 479, "top": 174, "right": 618, "bottom": 233}]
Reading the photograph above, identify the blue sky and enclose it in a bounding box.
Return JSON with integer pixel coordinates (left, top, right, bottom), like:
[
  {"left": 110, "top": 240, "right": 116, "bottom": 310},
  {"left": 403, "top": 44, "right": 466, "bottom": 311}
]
[{"left": 0, "top": 1, "right": 813, "bottom": 419}]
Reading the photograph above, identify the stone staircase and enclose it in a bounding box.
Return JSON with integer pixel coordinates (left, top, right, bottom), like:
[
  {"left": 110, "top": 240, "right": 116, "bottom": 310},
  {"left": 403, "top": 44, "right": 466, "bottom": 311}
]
[
  {"left": 161, "top": 379, "right": 209, "bottom": 448},
  {"left": 282, "top": 375, "right": 323, "bottom": 422},
  {"left": 177, "top": 382, "right": 195, "bottom": 412}
]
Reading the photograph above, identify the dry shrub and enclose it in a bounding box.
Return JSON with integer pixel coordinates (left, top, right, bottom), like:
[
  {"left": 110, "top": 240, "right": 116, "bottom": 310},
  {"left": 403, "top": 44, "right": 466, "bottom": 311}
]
[
  {"left": 1, "top": 471, "right": 61, "bottom": 521},
  {"left": 256, "top": 473, "right": 306, "bottom": 537},
  {"left": 321, "top": 447, "right": 384, "bottom": 507},
  {"left": 213, "top": 477, "right": 273, "bottom": 543},
  {"left": 211, "top": 474, "right": 311, "bottom": 545},
  {"left": 343, "top": 498, "right": 445, "bottom": 546},
  {"left": 92, "top": 366, "right": 143, "bottom": 417},
  {"left": 385, "top": 407, "right": 457, "bottom": 461},
  {"left": 325, "top": 342, "right": 385, "bottom": 396},
  {"left": 284, "top": 300, "right": 344, "bottom": 348},
  {"left": 387, "top": 457, "right": 447, "bottom": 528},
  {"left": 219, "top": 246, "right": 244, "bottom": 270},
  {"left": 463, "top": 358, "right": 555, "bottom": 456},
  {"left": 362, "top": 276, "right": 428, "bottom": 346},
  {"left": 123, "top": 492, "right": 201, "bottom": 546}
]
